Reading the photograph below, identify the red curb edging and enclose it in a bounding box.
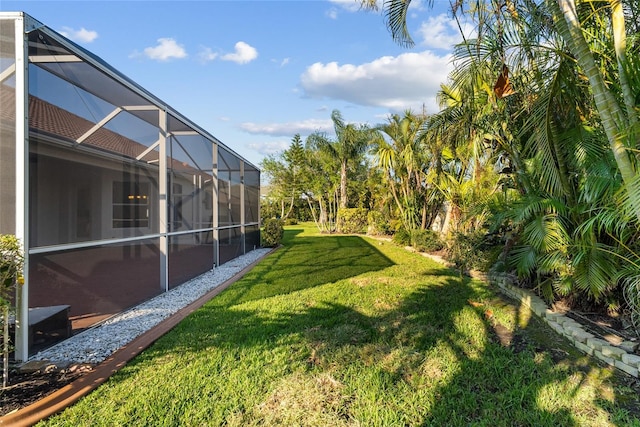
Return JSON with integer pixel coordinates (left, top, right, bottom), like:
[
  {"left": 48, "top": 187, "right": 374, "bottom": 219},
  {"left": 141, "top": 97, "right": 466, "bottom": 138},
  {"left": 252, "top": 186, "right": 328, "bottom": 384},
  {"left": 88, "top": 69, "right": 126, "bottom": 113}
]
[{"left": 0, "top": 247, "right": 278, "bottom": 427}]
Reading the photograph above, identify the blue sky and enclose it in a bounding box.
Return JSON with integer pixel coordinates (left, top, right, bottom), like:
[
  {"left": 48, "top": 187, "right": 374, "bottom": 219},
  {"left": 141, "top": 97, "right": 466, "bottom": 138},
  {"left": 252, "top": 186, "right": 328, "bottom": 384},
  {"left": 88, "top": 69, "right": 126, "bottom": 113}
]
[{"left": 3, "top": 0, "right": 469, "bottom": 167}]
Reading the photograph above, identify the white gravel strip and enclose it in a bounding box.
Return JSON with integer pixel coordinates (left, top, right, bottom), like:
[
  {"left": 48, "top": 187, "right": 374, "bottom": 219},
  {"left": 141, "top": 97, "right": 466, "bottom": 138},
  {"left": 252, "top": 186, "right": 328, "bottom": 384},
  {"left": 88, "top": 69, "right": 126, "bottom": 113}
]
[{"left": 31, "top": 248, "right": 272, "bottom": 365}]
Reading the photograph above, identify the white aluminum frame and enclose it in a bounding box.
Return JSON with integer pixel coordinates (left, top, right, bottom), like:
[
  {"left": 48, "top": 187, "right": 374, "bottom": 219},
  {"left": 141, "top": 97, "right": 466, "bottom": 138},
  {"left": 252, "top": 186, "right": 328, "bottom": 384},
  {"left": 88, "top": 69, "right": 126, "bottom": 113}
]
[
  {"left": 13, "top": 14, "right": 29, "bottom": 362},
  {"left": 3, "top": 11, "right": 261, "bottom": 362}
]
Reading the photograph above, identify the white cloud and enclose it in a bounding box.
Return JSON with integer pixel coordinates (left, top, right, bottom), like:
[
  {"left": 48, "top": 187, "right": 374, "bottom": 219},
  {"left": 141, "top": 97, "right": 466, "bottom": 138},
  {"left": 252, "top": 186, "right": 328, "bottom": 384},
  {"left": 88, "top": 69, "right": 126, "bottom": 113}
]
[
  {"left": 300, "top": 50, "right": 452, "bottom": 113},
  {"left": 416, "top": 14, "right": 475, "bottom": 50},
  {"left": 239, "top": 119, "right": 333, "bottom": 137},
  {"left": 329, "top": 0, "right": 386, "bottom": 12},
  {"left": 408, "top": 0, "right": 428, "bottom": 12},
  {"left": 247, "top": 140, "right": 290, "bottom": 156},
  {"left": 326, "top": 7, "right": 339, "bottom": 19},
  {"left": 143, "top": 38, "right": 187, "bottom": 61},
  {"left": 60, "top": 26, "right": 98, "bottom": 43},
  {"left": 271, "top": 57, "right": 290, "bottom": 67},
  {"left": 330, "top": 0, "right": 423, "bottom": 13},
  {"left": 198, "top": 47, "right": 219, "bottom": 62},
  {"left": 221, "top": 42, "right": 258, "bottom": 64}
]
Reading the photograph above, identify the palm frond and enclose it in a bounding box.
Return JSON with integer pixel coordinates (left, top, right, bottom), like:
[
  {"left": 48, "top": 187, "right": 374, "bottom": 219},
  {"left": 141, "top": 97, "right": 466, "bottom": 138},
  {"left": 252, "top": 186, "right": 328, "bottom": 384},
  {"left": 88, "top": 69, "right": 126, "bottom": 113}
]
[
  {"left": 537, "top": 251, "right": 568, "bottom": 275},
  {"left": 572, "top": 242, "right": 619, "bottom": 300},
  {"left": 618, "top": 172, "right": 640, "bottom": 223},
  {"left": 383, "top": 0, "right": 415, "bottom": 48},
  {"left": 522, "top": 213, "right": 568, "bottom": 252},
  {"left": 509, "top": 244, "right": 538, "bottom": 276}
]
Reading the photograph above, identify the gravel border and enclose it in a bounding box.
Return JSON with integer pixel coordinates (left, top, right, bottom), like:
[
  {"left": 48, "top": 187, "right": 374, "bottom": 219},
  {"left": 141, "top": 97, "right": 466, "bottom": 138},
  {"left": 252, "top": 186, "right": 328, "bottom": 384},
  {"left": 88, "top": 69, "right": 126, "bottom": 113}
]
[{"left": 30, "top": 248, "right": 272, "bottom": 365}]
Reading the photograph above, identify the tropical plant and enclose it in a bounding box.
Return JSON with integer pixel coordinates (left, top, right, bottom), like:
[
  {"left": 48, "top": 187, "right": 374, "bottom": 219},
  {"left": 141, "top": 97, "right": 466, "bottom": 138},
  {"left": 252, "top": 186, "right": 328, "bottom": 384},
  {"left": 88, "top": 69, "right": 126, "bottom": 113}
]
[
  {"left": 374, "top": 110, "right": 445, "bottom": 231},
  {"left": 306, "top": 110, "right": 373, "bottom": 210},
  {"left": 260, "top": 134, "right": 308, "bottom": 220},
  {"left": 303, "top": 136, "right": 341, "bottom": 233},
  {"left": 552, "top": 0, "right": 640, "bottom": 222},
  {"left": 362, "top": 0, "right": 640, "bottom": 311},
  {"left": 1, "top": 234, "right": 24, "bottom": 389},
  {"left": 336, "top": 208, "right": 368, "bottom": 234}
]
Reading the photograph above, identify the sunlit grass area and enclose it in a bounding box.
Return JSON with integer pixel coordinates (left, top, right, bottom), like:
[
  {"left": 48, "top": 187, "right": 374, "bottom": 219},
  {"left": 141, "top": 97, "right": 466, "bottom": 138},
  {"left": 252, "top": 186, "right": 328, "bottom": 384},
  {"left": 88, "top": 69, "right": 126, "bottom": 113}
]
[{"left": 41, "top": 224, "right": 640, "bottom": 426}]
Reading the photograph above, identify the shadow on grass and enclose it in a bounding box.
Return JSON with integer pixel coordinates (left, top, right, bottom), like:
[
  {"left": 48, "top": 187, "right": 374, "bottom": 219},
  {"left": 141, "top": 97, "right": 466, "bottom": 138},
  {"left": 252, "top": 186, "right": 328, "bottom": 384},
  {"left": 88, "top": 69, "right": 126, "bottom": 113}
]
[
  {"left": 74, "top": 228, "right": 636, "bottom": 426},
  {"left": 211, "top": 228, "right": 395, "bottom": 307},
  {"left": 131, "top": 276, "right": 596, "bottom": 425}
]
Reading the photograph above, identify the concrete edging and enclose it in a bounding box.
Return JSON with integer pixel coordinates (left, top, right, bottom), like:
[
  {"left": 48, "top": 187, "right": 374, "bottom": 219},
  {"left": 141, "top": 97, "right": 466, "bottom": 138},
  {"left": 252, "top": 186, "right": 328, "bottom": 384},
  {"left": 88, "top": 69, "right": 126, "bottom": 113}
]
[{"left": 488, "top": 272, "right": 640, "bottom": 378}]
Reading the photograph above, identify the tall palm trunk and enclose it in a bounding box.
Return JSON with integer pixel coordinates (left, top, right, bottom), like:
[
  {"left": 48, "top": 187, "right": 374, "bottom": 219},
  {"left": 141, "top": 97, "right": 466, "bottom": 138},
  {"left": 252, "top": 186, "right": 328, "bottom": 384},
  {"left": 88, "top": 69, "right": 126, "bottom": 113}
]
[
  {"left": 340, "top": 160, "right": 348, "bottom": 209},
  {"left": 554, "top": 0, "right": 640, "bottom": 221},
  {"left": 611, "top": 0, "right": 638, "bottom": 129}
]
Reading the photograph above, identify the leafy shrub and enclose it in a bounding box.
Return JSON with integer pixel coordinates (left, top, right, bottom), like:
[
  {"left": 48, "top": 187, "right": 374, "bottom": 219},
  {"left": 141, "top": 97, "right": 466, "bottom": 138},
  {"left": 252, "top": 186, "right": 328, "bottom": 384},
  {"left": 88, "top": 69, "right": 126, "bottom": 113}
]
[
  {"left": 392, "top": 228, "right": 411, "bottom": 246},
  {"left": 1, "top": 234, "right": 23, "bottom": 307},
  {"left": 367, "top": 210, "right": 391, "bottom": 235},
  {"left": 1, "top": 234, "right": 23, "bottom": 387},
  {"left": 284, "top": 218, "right": 298, "bottom": 226},
  {"left": 446, "top": 231, "right": 501, "bottom": 273},
  {"left": 410, "top": 229, "right": 444, "bottom": 252},
  {"left": 389, "top": 219, "right": 404, "bottom": 233},
  {"left": 261, "top": 219, "right": 284, "bottom": 247},
  {"left": 337, "top": 208, "right": 368, "bottom": 234}
]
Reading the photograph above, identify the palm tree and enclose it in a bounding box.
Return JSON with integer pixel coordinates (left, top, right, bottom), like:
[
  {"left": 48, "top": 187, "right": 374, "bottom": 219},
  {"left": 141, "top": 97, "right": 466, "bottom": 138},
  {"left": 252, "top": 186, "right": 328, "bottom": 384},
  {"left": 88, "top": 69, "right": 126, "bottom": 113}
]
[
  {"left": 306, "top": 110, "right": 372, "bottom": 209},
  {"left": 364, "top": 0, "right": 640, "bottom": 221},
  {"left": 304, "top": 138, "right": 341, "bottom": 232},
  {"left": 374, "top": 111, "right": 426, "bottom": 230},
  {"left": 361, "top": 0, "right": 640, "bottom": 311}
]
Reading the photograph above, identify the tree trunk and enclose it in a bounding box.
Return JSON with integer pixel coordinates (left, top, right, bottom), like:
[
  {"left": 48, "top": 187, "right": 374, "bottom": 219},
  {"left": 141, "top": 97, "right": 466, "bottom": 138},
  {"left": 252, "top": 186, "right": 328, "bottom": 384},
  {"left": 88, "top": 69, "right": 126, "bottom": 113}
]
[
  {"left": 306, "top": 196, "right": 322, "bottom": 232},
  {"left": 441, "top": 202, "right": 461, "bottom": 236},
  {"left": 284, "top": 192, "right": 295, "bottom": 220},
  {"left": 611, "top": 0, "right": 638, "bottom": 131},
  {"left": 421, "top": 201, "right": 427, "bottom": 230},
  {"left": 340, "top": 161, "right": 348, "bottom": 209},
  {"left": 388, "top": 176, "right": 405, "bottom": 226},
  {"left": 555, "top": 0, "right": 640, "bottom": 222},
  {"left": 319, "top": 195, "right": 328, "bottom": 232}
]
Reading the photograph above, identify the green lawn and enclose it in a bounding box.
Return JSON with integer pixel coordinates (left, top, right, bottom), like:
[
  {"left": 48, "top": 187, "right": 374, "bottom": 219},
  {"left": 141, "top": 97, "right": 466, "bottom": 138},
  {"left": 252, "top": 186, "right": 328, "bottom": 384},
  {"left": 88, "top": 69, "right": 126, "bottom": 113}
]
[{"left": 41, "top": 224, "right": 640, "bottom": 426}]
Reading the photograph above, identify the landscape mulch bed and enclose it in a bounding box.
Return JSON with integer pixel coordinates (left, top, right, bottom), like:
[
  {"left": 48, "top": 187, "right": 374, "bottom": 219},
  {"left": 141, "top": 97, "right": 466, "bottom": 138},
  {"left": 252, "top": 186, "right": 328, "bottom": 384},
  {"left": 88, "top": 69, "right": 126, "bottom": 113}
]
[{"left": 1, "top": 364, "right": 92, "bottom": 417}]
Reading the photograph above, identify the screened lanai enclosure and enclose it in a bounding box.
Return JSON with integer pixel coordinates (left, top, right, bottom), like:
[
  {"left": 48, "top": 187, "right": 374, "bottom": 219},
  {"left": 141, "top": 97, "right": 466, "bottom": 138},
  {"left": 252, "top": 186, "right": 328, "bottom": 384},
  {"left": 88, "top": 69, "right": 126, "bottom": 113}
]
[{"left": 0, "top": 12, "right": 260, "bottom": 361}]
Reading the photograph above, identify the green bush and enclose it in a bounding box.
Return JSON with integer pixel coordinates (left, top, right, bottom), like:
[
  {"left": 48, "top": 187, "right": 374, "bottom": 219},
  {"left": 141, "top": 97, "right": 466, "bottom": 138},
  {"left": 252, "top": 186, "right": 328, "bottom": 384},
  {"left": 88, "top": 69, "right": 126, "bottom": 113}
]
[
  {"left": 410, "top": 229, "right": 444, "bottom": 252},
  {"left": 337, "top": 208, "right": 368, "bottom": 234},
  {"left": 367, "top": 210, "right": 391, "bottom": 235},
  {"left": 0, "top": 234, "right": 23, "bottom": 307},
  {"left": 261, "top": 219, "right": 284, "bottom": 247},
  {"left": 446, "top": 231, "right": 501, "bottom": 273},
  {"left": 392, "top": 228, "right": 411, "bottom": 246},
  {"left": 284, "top": 218, "right": 298, "bottom": 226},
  {"left": 1, "top": 234, "right": 23, "bottom": 388}
]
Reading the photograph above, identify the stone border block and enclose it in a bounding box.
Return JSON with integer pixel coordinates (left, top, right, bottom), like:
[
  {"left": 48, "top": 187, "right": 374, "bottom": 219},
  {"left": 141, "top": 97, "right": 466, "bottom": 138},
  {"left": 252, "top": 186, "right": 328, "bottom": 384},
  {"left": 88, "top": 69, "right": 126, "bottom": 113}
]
[
  {"left": 544, "top": 310, "right": 563, "bottom": 321},
  {"left": 571, "top": 330, "right": 595, "bottom": 343},
  {"left": 614, "top": 360, "right": 639, "bottom": 377},
  {"left": 586, "top": 338, "right": 610, "bottom": 352},
  {"left": 574, "top": 341, "right": 594, "bottom": 356},
  {"left": 594, "top": 350, "right": 616, "bottom": 367},
  {"left": 622, "top": 353, "right": 640, "bottom": 367},
  {"left": 547, "top": 321, "right": 564, "bottom": 335},
  {"left": 492, "top": 278, "right": 640, "bottom": 378},
  {"left": 620, "top": 341, "right": 639, "bottom": 353},
  {"left": 601, "top": 346, "right": 627, "bottom": 360}
]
